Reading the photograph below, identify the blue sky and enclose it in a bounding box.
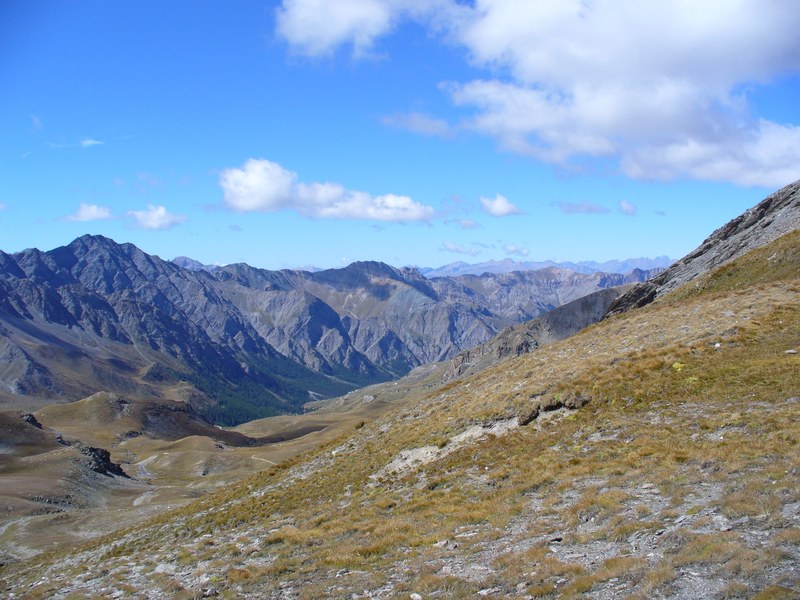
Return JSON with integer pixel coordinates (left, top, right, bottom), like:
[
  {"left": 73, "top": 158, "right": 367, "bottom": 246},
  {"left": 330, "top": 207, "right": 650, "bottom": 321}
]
[{"left": 2, "top": 1, "right": 799, "bottom": 270}]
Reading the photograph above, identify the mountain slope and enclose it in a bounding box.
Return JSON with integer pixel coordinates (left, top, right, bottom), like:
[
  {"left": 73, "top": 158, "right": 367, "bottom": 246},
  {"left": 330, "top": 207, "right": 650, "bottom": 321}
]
[
  {"left": 607, "top": 178, "right": 800, "bottom": 316},
  {"left": 445, "top": 285, "right": 634, "bottom": 381},
  {"left": 215, "top": 260, "right": 656, "bottom": 377},
  {"left": 3, "top": 195, "right": 798, "bottom": 598},
  {"left": 0, "top": 236, "right": 348, "bottom": 424}
]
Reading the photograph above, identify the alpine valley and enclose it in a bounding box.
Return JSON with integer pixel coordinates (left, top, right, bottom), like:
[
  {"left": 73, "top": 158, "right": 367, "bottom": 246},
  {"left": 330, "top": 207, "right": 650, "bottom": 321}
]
[
  {"left": 1, "top": 180, "right": 799, "bottom": 599},
  {"left": 0, "top": 237, "right": 659, "bottom": 424}
]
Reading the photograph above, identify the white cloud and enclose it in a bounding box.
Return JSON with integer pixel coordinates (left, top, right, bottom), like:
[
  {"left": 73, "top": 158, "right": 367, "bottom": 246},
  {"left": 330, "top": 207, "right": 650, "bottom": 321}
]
[
  {"left": 65, "top": 203, "right": 113, "bottom": 222},
  {"left": 480, "top": 194, "right": 521, "bottom": 217},
  {"left": 220, "top": 159, "right": 296, "bottom": 213},
  {"left": 556, "top": 201, "right": 609, "bottom": 215},
  {"left": 382, "top": 112, "right": 453, "bottom": 137},
  {"left": 621, "top": 120, "right": 800, "bottom": 187},
  {"left": 220, "top": 158, "right": 434, "bottom": 222},
  {"left": 503, "top": 244, "right": 528, "bottom": 257},
  {"left": 80, "top": 139, "right": 103, "bottom": 148},
  {"left": 275, "top": 0, "right": 455, "bottom": 57},
  {"left": 127, "top": 204, "right": 187, "bottom": 230},
  {"left": 454, "top": 1, "right": 800, "bottom": 187},
  {"left": 276, "top": 0, "right": 800, "bottom": 187},
  {"left": 276, "top": 0, "right": 393, "bottom": 57},
  {"left": 619, "top": 201, "right": 637, "bottom": 216},
  {"left": 440, "top": 240, "right": 481, "bottom": 256}
]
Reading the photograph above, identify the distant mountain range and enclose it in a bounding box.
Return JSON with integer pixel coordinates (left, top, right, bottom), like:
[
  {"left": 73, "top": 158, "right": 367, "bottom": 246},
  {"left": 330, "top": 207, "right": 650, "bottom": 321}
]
[
  {"left": 173, "top": 255, "right": 673, "bottom": 278},
  {"left": 419, "top": 256, "right": 673, "bottom": 278},
  {"left": 0, "top": 237, "right": 659, "bottom": 425}
]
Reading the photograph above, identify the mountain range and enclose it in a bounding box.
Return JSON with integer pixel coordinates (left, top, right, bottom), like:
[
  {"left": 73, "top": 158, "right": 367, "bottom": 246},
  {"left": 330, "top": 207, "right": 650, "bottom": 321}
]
[
  {"left": 0, "top": 240, "right": 657, "bottom": 425},
  {"left": 419, "top": 255, "right": 673, "bottom": 278},
  {"left": 174, "top": 255, "right": 673, "bottom": 278}
]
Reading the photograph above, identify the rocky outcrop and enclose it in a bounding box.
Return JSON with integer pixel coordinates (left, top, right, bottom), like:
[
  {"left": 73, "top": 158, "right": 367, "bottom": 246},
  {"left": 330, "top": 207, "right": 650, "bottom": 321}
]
[
  {"left": 75, "top": 444, "right": 130, "bottom": 478},
  {"left": 606, "top": 179, "right": 800, "bottom": 316}
]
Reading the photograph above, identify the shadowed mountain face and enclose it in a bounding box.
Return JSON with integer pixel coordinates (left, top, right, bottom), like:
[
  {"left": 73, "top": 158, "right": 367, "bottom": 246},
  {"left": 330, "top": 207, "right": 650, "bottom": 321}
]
[{"left": 0, "top": 236, "right": 656, "bottom": 424}]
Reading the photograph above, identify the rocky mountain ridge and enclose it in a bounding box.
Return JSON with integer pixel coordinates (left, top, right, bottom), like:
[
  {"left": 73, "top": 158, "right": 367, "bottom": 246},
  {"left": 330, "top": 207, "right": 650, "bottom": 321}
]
[
  {"left": 444, "top": 285, "right": 633, "bottom": 381},
  {"left": 0, "top": 237, "right": 656, "bottom": 424},
  {"left": 607, "top": 178, "right": 800, "bottom": 315}
]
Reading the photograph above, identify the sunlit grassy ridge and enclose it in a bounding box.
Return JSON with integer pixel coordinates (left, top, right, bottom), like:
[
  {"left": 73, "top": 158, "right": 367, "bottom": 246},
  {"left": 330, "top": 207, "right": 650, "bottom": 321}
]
[{"left": 3, "top": 231, "right": 799, "bottom": 599}]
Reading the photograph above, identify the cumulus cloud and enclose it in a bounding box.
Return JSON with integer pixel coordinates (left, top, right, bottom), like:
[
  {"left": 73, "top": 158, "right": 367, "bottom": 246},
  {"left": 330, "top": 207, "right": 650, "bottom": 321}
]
[
  {"left": 619, "top": 201, "right": 637, "bottom": 216},
  {"left": 127, "top": 204, "right": 187, "bottom": 230},
  {"left": 65, "top": 203, "right": 113, "bottom": 222},
  {"left": 275, "top": 0, "right": 800, "bottom": 187},
  {"left": 503, "top": 244, "right": 528, "bottom": 257},
  {"left": 440, "top": 240, "right": 481, "bottom": 256},
  {"left": 448, "top": 1, "right": 800, "bottom": 186},
  {"left": 276, "top": 0, "right": 393, "bottom": 56},
  {"left": 620, "top": 120, "right": 800, "bottom": 187},
  {"left": 220, "top": 158, "right": 434, "bottom": 222},
  {"left": 275, "top": 0, "right": 454, "bottom": 57},
  {"left": 480, "top": 194, "right": 521, "bottom": 217},
  {"left": 80, "top": 139, "right": 103, "bottom": 148},
  {"left": 556, "top": 201, "right": 609, "bottom": 215}
]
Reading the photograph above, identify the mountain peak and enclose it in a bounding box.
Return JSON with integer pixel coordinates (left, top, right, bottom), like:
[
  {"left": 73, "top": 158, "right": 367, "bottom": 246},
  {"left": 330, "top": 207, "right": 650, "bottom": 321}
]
[
  {"left": 67, "top": 233, "right": 123, "bottom": 253},
  {"left": 172, "top": 256, "right": 219, "bottom": 273}
]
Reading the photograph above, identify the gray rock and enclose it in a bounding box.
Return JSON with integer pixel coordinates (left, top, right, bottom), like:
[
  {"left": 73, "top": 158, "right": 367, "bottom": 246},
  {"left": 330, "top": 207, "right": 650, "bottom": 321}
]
[{"left": 606, "top": 178, "right": 800, "bottom": 317}]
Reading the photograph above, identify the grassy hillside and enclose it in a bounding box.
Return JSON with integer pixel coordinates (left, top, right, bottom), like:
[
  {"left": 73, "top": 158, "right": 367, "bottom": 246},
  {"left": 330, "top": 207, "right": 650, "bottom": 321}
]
[{"left": 3, "top": 232, "right": 799, "bottom": 598}]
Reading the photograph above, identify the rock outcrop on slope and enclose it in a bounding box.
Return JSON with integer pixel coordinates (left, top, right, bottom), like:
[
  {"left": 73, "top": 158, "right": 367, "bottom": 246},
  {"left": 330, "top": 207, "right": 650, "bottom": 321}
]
[{"left": 606, "top": 178, "right": 800, "bottom": 316}]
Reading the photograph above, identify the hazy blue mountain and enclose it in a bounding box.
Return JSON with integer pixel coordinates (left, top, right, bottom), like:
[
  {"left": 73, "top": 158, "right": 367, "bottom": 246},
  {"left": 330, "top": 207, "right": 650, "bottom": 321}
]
[{"left": 421, "top": 256, "right": 672, "bottom": 278}]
